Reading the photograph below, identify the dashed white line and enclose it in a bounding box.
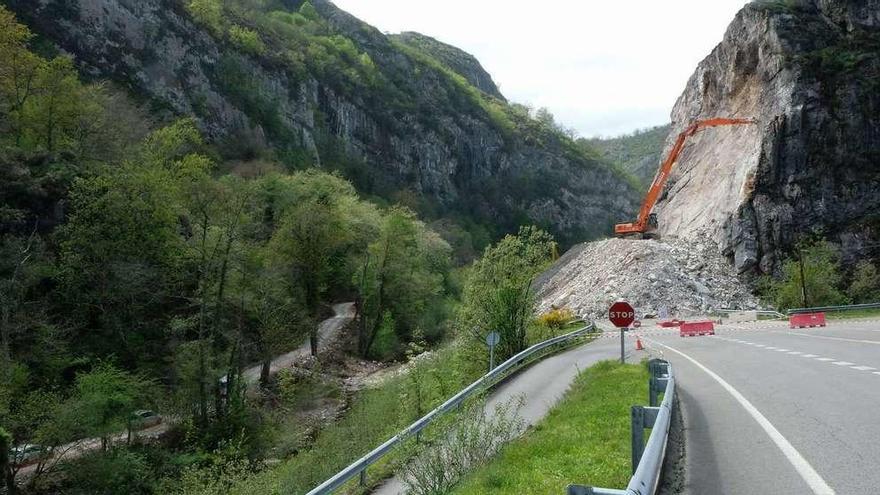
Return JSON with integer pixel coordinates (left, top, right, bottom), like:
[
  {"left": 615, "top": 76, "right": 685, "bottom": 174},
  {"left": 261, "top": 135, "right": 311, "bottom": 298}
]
[
  {"left": 787, "top": 332, "right": 880, "bottom": 345},
  {"left": 647, "top": 339, "right": 836, "bottom": 495},
  {"left": 816, "top": 358, "right": 835, "bottom": 362},
  {"left": 788, "top": 351, "right": 802, "bottom": 355},
  {"left": 802, "top": 354, "right": 819, "bottom": 358},
  {"left": 832, "top": 361, "right": 854, "bottom": 366},
  {"left": 851, "top": 365, "right": 876, "bottom": 371},
  {"left": 776, "top": 348, "right": 790, "bottom": 352},
  {"left": 874, "top": 372, "right": 880, "bottom": 376},
  {"left": 766, "top": 346, "right": 778, "bottom": 350}
]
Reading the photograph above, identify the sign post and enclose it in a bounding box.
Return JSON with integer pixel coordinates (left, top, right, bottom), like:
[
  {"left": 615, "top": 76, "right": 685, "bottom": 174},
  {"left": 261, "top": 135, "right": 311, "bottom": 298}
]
[
  {"left": 485, "top": 331, "right": 501, "bottom": 372},
  {"left": 609, "top": 301, "right": 636, "bottom": 363}
]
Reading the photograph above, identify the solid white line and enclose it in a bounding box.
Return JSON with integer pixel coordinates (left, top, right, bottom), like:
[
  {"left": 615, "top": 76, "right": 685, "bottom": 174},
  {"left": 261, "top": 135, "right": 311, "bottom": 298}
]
[
  {"left": 788, "top": 332, "right": 880, "bottom": 345},
  {"left": 648, "top": 340, "right": 836, "bottom": 495},
  {"left": 851, "top": 366, "right": 876, "bottom": 371},
  {"left": 832, "top": 361, "right": 854, "bottom": 366}
]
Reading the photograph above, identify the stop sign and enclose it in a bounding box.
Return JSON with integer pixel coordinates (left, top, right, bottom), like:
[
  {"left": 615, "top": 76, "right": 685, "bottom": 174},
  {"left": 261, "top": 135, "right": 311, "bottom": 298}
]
[{"left": 609, "top": 301, "right": 635, "bottom": 328}]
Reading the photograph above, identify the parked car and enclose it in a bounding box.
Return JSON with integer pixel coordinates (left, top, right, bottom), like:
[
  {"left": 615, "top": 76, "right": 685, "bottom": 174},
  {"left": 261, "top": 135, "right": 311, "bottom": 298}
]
[
  {"left": 10, "top": 444, "right": 50, "bottom": 466},
  {"left": 131, "top": 410, "right": 162, "bottom": 430}
]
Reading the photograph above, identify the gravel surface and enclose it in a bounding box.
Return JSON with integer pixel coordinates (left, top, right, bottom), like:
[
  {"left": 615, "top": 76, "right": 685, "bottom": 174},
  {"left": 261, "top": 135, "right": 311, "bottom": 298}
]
[{"left": 536, "top": 236, "right": 759, "bottom": 319}]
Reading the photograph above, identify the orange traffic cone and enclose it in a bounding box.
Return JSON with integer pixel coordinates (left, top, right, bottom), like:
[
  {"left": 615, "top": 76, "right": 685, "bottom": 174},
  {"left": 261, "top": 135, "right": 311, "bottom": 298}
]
[{"left": 636, "top": 337, "right": 644, "bottom": 351}]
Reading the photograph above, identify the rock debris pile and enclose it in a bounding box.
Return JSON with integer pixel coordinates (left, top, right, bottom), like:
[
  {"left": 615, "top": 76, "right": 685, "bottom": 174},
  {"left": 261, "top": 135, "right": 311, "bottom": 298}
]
[{"left": 535, "top": 237, "right": 759, "bottom": 319}]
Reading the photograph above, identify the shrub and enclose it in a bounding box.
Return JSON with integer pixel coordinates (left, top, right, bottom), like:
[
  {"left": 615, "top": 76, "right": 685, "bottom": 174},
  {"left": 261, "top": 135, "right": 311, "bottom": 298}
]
[
  {"left": 536, "top": 307, "right": 575, "bottom": 331},
  {"left": 228, "top": 25, "right": 266, "bottom": 55},
  {"left": 66, "top": 449, "right": 152, "bottom": 495}
]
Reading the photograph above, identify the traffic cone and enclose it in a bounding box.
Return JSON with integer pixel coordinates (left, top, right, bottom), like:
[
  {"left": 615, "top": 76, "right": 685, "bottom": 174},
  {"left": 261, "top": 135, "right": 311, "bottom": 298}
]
[{"left": 636, "top": 337, "right": 644, "bottom": 351}]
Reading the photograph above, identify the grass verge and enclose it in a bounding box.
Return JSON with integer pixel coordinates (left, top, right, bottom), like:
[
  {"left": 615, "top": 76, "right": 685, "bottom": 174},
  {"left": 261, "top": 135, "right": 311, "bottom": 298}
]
[
  {"left": 826, "top": 308, "right": 880, "bottom": 320},
  {"left": 451, "top": 360, "right": 647, "bottom": 495}
]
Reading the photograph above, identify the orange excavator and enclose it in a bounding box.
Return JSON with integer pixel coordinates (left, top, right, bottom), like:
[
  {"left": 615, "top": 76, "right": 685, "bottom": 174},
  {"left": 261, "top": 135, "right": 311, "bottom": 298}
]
[{"left": 614, "top": 117, "right": 756, "bottom": 238}]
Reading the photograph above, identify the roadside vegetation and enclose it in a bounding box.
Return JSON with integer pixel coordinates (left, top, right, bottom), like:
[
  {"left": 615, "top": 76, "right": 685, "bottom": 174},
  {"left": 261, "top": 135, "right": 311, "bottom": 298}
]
[
  {"left": 451, "top": 361, "right": 648, "bottom": 494},
  {"left": 758, "top": 237, "right": 880, "bottom": 311},
  {"left": 0, "top": 10, "right": 570, "bottom": 491}
]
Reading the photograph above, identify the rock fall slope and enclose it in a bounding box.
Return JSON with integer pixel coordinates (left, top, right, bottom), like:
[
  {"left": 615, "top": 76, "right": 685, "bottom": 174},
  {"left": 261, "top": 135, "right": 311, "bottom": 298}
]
[{"left": 539, "top": 0, "right": 880, "bottom": 315}]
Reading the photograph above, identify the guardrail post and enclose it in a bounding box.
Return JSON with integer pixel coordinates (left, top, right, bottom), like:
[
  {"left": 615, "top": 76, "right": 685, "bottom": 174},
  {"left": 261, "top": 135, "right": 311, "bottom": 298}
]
[
  {"left": 631, "top": 406, "right": 645, "bottom": 474},
  {"left": 359, "top": 469, "right": 366, "bottom": 486}
]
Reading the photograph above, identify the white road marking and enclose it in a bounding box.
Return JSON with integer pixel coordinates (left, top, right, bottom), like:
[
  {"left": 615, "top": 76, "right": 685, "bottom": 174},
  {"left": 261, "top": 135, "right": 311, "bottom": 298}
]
[
  {"left": 766, "top": 346, "right": 778, "bottom": 350},
  {"left": 851, "top": 366, "right": 876, "bottom": 371},
  {"left": 874, "top": 372, "right": 880, "bottom": 376},
  {"left": 832, "top": 361, "right": 854, "bottom": 366},
  {"left": 803, "top": 354, "right": 819, "bottom": 358},
  {"left": 776, "top": 348, "right": 790, "bottom": 352},
  {"left": 648, "top": 340, "right": 836, "bottom": 495},
  {"left": 754, "top": 344, "right": 766, "bottom": 348},
  {"left": 788, "top": 332, "right": 880, "bottom": 345},
  {"left": 788, "top": 351, "right": 802, "bottom": 355},
  {"left": 816, "top": 358, "right": 834, "bottom": 362}
]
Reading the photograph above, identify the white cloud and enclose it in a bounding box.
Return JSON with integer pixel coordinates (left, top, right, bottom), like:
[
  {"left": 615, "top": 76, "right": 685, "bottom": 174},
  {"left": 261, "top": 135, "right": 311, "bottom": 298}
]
[{"left": 330, "top": 0, "right": 750, "bottom": 137}]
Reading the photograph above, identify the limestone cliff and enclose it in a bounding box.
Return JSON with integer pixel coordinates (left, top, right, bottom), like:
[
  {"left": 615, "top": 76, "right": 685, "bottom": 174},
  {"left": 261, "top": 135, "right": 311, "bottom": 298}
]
[
  {"left": 5, "top": 0, "right": 638, "bottom": 246},
  {"left": 654, "top": 0, "right": 880, "bottom": 273}
]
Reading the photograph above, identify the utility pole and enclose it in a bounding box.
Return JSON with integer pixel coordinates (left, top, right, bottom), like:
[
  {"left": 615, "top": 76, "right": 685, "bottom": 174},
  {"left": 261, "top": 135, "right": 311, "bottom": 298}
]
[{"left": 797, "top": 244, "right": 808, "bottom": 307}]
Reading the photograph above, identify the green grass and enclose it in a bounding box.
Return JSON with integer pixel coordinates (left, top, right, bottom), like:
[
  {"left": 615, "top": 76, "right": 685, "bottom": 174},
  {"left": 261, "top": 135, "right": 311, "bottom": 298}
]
[
  {"left": 451, "top": 360, "right": 648, "bottom": 494},
  {"left": 826, "top": 308, "right": 880, "bottom": 320}
]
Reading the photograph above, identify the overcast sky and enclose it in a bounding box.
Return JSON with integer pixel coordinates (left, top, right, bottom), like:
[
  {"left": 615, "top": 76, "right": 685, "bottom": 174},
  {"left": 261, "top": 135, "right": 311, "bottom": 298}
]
[{"left": 332, "top": 0, "right": 751, "bottom": 138}]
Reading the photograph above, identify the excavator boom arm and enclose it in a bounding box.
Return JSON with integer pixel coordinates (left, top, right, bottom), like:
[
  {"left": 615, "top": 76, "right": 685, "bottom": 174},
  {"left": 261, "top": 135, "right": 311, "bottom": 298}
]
[{"left": 615, "top": 117, "right": 755, "bottom": 235}]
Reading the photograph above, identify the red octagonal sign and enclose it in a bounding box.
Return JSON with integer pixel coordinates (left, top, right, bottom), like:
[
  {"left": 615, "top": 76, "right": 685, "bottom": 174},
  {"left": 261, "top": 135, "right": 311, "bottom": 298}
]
[{"left": 609, "top": 301, "right": 635, "bottom": 328}]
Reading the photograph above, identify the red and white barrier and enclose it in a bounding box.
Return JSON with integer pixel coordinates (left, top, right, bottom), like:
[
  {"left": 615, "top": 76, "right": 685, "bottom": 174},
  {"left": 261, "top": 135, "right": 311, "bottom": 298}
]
[
  {"left": 680, "top": 320, "right": 715, "bottom": 337},
  {"left": 789, "top": 312, "right": 827, "bottom": 329}
]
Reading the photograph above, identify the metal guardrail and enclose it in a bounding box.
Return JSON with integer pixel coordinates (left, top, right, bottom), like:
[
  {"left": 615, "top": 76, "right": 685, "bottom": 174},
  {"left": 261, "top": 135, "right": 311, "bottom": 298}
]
[
  {"left": 568, "top": 359, "right": 675, "bottom": 495},
  {"left": 787, "top": 302, "right": 880, "bottom": 315},
  {"left": 717, "top": 308, "right": 786, "bottom": 319},
  {"left": 306, "top": 322, "right": 597, "bottom": 495}
]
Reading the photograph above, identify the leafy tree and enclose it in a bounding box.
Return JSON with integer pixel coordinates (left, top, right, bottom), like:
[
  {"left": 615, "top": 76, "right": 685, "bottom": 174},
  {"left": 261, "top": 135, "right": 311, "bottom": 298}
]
[
  {"left": 0, "top": 426, "right": 10, "bottom": 494},
  {"left": 848, "top": 260, "right": 880, "bottom": 303},
  {"left": 69, "top": 363, "right": 153, "bottom": 450},
  {"left": 357, "top": 207, "right": 449, "bottom": 358},
  {"left": 771, "top": 240, "right": 849, "bottom": 310},
  {"left": 270, "top": 192, "right": 350, "bottom": 356},
  {"left": 457, "top": 226, "right": 556, "bottom": 361}
]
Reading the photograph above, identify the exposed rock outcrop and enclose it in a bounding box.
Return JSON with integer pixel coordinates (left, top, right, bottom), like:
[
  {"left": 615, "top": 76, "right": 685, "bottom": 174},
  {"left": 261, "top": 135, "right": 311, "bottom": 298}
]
[
  {"left": 654, "top": 0, "right": 880, "bottom": 274},
  {"left": 6, "top": 0, "right": 638, "bottom": 246},
  {"left": 392, "top": 32, "right": 505, "bottom": 100}
]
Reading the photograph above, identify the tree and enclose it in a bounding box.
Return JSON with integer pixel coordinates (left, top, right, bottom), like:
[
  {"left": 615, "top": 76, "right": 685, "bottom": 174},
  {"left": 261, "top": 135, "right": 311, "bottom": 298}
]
[
  {"left": 357, "top": 207, "right": 449, "bottom": 358},
  {"left": 771, "top": 240, "right": 849, "bottom": 310},
  {"left": 1, "top": 426, "right": 12, "bottom": 494},
  {"left": 70, "top": 363, "right": 152, "bottom": 450},
  {"left": 457, "top": 226, "right": 556, "bottom": 361},
  {"left": 848, "top": 260, "right": 880, "bottom": 303},
  {"left": 270, "top": 193, "right": 350, "bottom": 356}
]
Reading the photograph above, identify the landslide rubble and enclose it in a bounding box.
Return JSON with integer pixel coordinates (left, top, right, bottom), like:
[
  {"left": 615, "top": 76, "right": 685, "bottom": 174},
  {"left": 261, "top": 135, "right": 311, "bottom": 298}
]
[{"left": 535, "top": 237, "right": 759, "bottom": 319}]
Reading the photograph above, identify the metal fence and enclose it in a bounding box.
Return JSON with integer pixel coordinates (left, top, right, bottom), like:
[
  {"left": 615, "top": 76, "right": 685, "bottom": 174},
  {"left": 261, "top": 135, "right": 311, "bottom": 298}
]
[
  {"left": 787, "top": 302, "right": 880, "bottom": 315},
  {"left": 306, "top": 322, "right": 597, "bottom": 495},
  {"left": 567, "top": 359, "right": 676, "bottom": 495}
]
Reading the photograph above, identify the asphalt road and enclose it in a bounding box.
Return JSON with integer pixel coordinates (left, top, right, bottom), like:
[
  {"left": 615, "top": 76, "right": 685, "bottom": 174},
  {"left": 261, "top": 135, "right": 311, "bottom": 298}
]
[
  {"left": 371, "top": 334, "right": 632, "bottom": 494},
  {"left": 639, "top": 317, "right": 880, "bottom": 495}
]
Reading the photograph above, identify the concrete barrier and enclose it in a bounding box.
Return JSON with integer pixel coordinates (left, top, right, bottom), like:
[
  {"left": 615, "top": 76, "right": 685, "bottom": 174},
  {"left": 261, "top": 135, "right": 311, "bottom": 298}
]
[
  {"left": 789, "top": 312, "right": 826, "bottom": 329},
  {"left": 726, "top": 310, "right": 759, "bottom": 323},
  {"left": 680, "top": 320, "right": 715, "bottom": 337}
]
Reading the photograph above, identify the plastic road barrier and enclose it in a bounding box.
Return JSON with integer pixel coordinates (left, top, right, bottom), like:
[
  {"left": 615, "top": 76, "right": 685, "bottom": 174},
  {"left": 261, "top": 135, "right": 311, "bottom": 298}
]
[
  {"left": 789, "top": 312, "right": 827, "bottom": 329},
  {"left": 680, "top": 320, "right": 715, "bottom": 337}
]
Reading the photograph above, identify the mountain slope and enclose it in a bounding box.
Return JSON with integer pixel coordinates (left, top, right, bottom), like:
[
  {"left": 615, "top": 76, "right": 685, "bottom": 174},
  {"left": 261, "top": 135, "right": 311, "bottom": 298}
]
[
  {"left": 4, "top": 0, "right": 639, "bottom": 247},
  {"left": 583, "top": 124, "right": 670, "bottom": 191},
  {"left": 653, "top": 0, "right": 880, "bottom": 273}
]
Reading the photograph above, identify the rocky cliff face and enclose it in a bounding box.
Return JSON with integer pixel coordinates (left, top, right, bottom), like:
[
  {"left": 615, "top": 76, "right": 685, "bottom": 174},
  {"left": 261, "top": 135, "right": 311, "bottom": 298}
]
[
  {"left": 392, "top": 32, "right": 505, "bottom": 100},
  {"left": 654, "top": 0, "right": 880, "bottom": 274},
  {"left": 5, "top": 0, "right": 638, "bottom": 246}
]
